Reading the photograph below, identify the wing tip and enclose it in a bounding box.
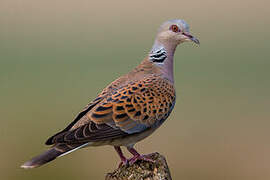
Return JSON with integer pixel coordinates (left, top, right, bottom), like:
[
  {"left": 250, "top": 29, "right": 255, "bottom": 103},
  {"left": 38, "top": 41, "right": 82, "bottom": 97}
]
[
  {"left": 45, "top": 137, "right": 53, "bottom": 145},
  {"left": 20, "top": 161, "right": 39, "bottom": 169}
]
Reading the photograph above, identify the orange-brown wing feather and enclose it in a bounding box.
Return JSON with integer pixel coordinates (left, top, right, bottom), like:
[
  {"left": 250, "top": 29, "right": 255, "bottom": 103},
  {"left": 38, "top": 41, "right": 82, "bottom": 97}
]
[
  {"left": 48, "top": 75, "right": 175, "bottom": 144},
  {"left": 87, "top": 75, "right": 175, "bottom": 133}
]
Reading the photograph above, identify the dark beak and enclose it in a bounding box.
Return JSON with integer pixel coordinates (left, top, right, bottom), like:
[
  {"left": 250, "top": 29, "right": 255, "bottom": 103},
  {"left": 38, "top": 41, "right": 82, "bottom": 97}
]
[{"left": 183, "top": 32, "right": 200, "bottom": 45}]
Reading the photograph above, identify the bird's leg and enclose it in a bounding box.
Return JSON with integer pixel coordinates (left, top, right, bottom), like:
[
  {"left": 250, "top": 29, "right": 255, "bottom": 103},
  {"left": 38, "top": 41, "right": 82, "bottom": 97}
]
[
  {"left": 126, "top": 146, "right": 155, "bottom": 165},
  {"left": 114, "top": 146, "right": 128, "bottom": 167}
]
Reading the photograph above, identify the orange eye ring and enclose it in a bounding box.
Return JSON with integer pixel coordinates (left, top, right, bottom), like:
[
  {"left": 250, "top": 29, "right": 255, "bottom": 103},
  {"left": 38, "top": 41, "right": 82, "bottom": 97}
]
[{"left": 170, "top": 25, "right": 180, "bottom": 33}]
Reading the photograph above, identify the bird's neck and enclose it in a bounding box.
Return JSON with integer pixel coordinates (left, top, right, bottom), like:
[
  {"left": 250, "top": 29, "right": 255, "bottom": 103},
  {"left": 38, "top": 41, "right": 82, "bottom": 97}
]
[{"left": 148, "top": 40, "right": 177, "bottom": 83}]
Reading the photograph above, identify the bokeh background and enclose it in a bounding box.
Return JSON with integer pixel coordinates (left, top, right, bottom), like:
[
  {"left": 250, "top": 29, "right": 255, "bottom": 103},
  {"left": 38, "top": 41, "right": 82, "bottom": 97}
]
[{"left": 1, "top": 0, "right": 270, "bottom": 179}]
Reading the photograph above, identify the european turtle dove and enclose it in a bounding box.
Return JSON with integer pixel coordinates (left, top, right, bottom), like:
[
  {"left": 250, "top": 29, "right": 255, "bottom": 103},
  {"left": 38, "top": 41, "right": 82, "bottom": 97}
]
[{"left": 21, "top": 19, "right": 199, "bottom": 169}]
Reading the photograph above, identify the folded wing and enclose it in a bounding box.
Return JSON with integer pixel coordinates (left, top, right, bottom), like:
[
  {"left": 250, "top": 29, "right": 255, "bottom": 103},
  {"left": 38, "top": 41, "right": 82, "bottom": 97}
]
[{"left": 46, "top": 75, "right": 175, "bottom": 145}]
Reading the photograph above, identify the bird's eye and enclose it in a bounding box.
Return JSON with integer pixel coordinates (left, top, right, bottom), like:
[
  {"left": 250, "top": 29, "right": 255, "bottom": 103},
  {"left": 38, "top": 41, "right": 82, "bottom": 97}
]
[{"left": 170, "top": 25, "right": 180, "bottom": 33}]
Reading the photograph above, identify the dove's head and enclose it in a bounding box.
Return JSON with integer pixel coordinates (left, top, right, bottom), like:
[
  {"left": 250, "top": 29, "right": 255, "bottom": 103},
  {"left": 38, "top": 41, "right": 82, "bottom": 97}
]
[{"left": 156, "top": 19, "right": 199, "bottom": 46}]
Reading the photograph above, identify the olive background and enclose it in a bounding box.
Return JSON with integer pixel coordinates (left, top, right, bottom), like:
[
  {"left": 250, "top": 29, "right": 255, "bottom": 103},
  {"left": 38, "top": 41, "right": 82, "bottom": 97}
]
[{"left": 1, "top": 0, "right": 270, "bottom": 179}]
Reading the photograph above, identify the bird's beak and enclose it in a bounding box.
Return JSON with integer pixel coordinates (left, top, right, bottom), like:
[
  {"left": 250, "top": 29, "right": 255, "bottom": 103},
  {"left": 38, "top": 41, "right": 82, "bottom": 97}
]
[{"left": 182, "top": 32, "right": 200, "bottom": 45}]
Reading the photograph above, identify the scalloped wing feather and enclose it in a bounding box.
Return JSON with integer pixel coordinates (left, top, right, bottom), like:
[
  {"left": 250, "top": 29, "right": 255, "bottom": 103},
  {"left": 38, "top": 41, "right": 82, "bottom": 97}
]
[
  {"left": 88, "top": 75, "right": 175, "bottom": 133},
  {"left": 47, "top": 75, "right": 175, "bottom": 145}
]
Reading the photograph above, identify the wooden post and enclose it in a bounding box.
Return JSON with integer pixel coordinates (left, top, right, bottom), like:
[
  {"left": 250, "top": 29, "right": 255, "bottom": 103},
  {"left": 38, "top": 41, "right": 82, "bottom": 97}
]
[{"left": 105, "top": 152, "right": 172, "bottom": 180}]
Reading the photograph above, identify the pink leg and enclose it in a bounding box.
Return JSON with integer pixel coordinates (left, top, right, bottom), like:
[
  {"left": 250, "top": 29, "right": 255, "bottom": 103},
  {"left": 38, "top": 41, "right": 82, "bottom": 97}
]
[
  {"left": 127, "top": 147, "right": 155, "bottom": 165},
  {"left": 114, "top": 146, "right": 128, "bottom": 167}
]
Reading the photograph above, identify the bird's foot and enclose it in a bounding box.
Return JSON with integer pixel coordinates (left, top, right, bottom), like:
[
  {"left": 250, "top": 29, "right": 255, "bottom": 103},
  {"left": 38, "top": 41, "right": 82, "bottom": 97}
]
[
  {"left": 128, "top": 153, "right": 155, "bottom": 165},
  {"left": 114, "top": 146, "right": 129, "bottom": 168},
  {"left": 118, "top": 158, "right": 129, "bottom": 168}
]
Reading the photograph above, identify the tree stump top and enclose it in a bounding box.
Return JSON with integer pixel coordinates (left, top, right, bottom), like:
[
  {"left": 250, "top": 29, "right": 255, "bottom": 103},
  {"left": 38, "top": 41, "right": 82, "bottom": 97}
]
[{"left": 105, "top": 152, "right": 172, "bottom": 180}]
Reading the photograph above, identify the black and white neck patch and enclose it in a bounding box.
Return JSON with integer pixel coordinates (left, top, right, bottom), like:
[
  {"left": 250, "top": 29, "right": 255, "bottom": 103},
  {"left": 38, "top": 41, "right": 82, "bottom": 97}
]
[{"left": 149, "top": 48, "right": 167, "bottom": 63}]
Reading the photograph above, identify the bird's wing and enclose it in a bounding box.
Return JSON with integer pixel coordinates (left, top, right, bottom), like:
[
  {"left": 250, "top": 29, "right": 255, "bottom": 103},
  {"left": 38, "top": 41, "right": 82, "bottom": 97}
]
[
  {"left": 46, "top": 75, "right": 175, "bottom": 145},
  {"left": 45, "top": 97, "right": 104, "bottom": 145},
  {"left": 45, "top": 75, "right": 130, "bottom": 145}
]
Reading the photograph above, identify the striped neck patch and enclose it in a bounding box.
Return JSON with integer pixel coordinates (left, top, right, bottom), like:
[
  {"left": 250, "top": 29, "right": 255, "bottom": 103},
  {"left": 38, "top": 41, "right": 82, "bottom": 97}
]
[{"left": 149, "top": 48, "right": 167, "bottom": 63}]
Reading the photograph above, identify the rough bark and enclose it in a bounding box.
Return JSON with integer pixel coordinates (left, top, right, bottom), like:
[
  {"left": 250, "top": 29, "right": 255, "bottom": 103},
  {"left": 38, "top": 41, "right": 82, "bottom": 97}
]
[{"left": 105, "top": 152, "right": 172, "bottom": 180}]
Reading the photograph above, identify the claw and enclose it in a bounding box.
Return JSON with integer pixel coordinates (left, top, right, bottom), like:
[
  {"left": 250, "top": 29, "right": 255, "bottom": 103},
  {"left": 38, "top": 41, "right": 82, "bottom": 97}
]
[
  {"left": 115, "top": 146, "right": 156, "bottom": 167},
  {"left": 127, "top": 147, "right": 155, "bottom": 165},
  {"left": 128, "top": 154, "right": 155, "bottom": 165},
  {"left": 118, "top": 158, "right": 129, "bottom": 168}
]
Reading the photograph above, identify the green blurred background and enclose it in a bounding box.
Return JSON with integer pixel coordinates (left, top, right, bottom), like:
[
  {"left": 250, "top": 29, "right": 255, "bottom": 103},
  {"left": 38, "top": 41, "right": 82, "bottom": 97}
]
[{"left": 1, "top": 0, "right": 270, "bottom": 179}]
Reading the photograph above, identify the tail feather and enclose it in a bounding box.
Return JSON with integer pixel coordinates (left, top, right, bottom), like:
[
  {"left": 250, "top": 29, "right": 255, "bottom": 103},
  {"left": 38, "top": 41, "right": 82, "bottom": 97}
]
[{"left": 21, "top": 143, "right": 88, "bottom": 169}]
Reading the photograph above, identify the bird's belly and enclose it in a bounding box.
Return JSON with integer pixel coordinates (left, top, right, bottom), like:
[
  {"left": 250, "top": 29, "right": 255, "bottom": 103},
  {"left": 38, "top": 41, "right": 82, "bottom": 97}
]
[
  {"left": 108, "top": 126, "right": 158, "bottom": 147},
  {"left": 107, "top": 117, "right": 171, "bottom": 147}
]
